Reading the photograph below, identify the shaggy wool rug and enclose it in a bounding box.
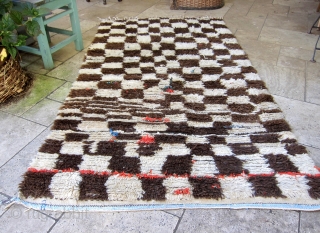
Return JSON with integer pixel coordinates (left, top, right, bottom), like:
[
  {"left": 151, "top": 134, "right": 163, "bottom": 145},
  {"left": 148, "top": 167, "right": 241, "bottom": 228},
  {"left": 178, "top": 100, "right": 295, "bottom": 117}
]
[{"left": 16, "top": 18, "right": 320, "bottom": 211}]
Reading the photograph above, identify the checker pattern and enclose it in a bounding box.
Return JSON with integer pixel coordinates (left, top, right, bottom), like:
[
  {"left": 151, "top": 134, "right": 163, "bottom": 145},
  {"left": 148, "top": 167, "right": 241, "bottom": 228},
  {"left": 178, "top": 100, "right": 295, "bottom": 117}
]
[{"left": 19, "top": 18, "right": 320, "bottom": 204}]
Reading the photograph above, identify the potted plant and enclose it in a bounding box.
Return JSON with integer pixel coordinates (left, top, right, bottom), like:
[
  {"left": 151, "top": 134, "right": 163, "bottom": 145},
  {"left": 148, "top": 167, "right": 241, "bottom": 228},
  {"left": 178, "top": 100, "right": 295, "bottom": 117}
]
[{"left": 0, "top": 0, "right": 47, "bottom": 103}]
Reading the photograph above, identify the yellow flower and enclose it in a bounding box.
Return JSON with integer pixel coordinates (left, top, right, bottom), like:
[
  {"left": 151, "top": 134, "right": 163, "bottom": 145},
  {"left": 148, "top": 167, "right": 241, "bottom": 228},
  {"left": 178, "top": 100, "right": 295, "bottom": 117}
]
[{"left": 0, "top": 48, "right": 7, "bottom": 61}]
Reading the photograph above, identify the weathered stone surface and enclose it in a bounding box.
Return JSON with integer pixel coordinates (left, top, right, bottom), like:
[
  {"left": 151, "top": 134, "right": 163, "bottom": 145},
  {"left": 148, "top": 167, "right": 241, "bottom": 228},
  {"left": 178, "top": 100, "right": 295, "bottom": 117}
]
[
  {"left": 273, "top": 95, "right": 320, "bottom": 148},
  {"left": 50, "top": 211, "right": 179, "bottom": 233},
  {"left": 300, "top": 211, "right": 320, "bottom": 233},
  {"left": 22, "top": 99, "right": 62, "bottom": 126},
  {"left": 0, "top": 112, "right": 46, "bottom": 167},
  {"left": 0, "top": 204, "right": 55, "bottom": 233},
  {"left": 0, "top": 127, "right": 50, "bottom": 196},
  {"left": 176, "top": 209, "right": 299, "bottom": 233}
]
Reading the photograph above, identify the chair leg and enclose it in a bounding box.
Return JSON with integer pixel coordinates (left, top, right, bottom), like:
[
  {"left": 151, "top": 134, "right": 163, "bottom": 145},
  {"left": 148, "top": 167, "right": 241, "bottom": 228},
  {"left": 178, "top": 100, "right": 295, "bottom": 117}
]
[
  {"left": 45, "top": 21, "right": 51, "bottom": 44},
  {"left": 36, "top": 17, "right": 54, "bottom": 69},
  {"left": 308, "top": 16, "right": 320, "bottom": 34},
  {"left": 310, "top": 35, "right": 320, "bottom": 63},
  {"left": 69, "top": 0, "right": 84, "bottom": 51}
]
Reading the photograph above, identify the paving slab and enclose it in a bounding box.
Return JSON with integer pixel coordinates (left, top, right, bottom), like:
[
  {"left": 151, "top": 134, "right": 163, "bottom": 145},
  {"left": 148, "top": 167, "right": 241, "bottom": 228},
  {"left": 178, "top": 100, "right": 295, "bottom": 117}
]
[
  {"left": 0, "top": 193, "right": 10, "bottom": 216},
  {"left": 250, "top": 2, "right": 289, "bottom": 16},
  {"left": 236, "top": 38, "right": 280, "bottom": 65},
  {"left": 163, "top": 209, "right": 184, "bottom": 217},
  {"left": 223, "top": 0, "right": 254, "bottom": 19},
  {"left": 176, "top": 209, "right": 299, "bottom": 233},
  {"left": 184, "top": 3, "right": 233, "bottom": 18},
  {"left": 0, "top": 112, "right": 46, "bottom": 168},
  {"left": 47, "top": 14, "right": 72, "bottom": 30},
  {"left": 0, "top": 204, "right": 55, "bottom": 233},
  {"left": 19, "top": 53, "right": 40, "bottom": 68},
  {"left": 307, "top": 60, "right": 320, "bottom": 75},
  {"left": 73, "top": 0, "right": 97, "bottom": 11},
  {"left": 47, "top": 59, "right": 83, "bottom": 82},
  {"left": 50, "top": 37, "right": 92, "bottom": 62},
  {"left": 308, "top": 13, "right": 320, "bottom": 31},
  {"left": 251, "top": 60, "right": 305, "bottom": 101},
  {"left": 48, "top": 82, "right": 73, "bottom": 102},
  {"left": 273, "top": 95, "right": 320, "bottom": 149},
  {"left": 81, "top": 26, "right": 99, "bottom": 41},
  {"left": 0, "top": 127, "right": 50, "bottom": 196},
  {"left": 137, "top": 4, "right": 186, "bottom": 18},
  {"left": 277, "top": 55, "right": 306, "bottom": 71},
  {"left": 115, "top": 10, "right": 140, "bottom": 18},
  {"left": 230, "top": 12, "right": 267, "bottom": 40},
  {"left": 306, "top": 72, "right": 320, "bottom": 105},
  {"left": 264, "top": 13, "right": 308, "bottom": 33},
  {"left": 289, "top": 4, "right": 319, "bottom": 15},
  {"left": 300, "top": 211, "right": 320, "bottom": 233},
  {"left": 259, "top": 27, "right": 318, "bottom": 51},
  {"left": 26, "top": 59, "right": 62, "bottom": 75},
  {"left": 111, "top": 0, "right": 159, "bottom": 13},
  {"left": 21, "top": 98, "right": 62, "bottom": 126},
  {"left": 78, "top": 5, "right": 122, "bottom": 21},
  {"left": 78, "top": 20, "right": 100, "bottom": 34},
  {"left": 50, "top": 211, "right": 179, "bottom": 233},
  {"left": 0, "top": 75, "right": 64, "bottom": 115},
  {"left": 280, "top": 46, "right": 320, "bottom": 61}
]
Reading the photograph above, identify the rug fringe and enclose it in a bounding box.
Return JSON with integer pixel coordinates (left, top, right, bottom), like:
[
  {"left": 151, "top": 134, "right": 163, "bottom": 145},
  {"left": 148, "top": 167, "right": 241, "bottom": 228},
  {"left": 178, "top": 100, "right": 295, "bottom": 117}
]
[
  {"left": 11, "top": 196, "right": 320, "bottom": 212},
  {"left": 99, "top": 16, "right": 224, "bottom": 22}
]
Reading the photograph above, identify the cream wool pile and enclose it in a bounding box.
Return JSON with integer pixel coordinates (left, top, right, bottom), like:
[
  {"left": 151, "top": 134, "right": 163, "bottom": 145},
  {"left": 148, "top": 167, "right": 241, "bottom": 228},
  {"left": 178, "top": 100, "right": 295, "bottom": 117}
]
[{"left": 16, "top": 18, "right": 320, "bottom": 211}]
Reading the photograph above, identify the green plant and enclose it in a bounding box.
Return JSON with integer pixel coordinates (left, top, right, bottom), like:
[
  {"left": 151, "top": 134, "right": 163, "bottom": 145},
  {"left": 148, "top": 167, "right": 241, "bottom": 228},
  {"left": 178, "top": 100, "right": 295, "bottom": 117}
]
[{"left": 0, "top": 0, "right": 49, "bottom": 60}]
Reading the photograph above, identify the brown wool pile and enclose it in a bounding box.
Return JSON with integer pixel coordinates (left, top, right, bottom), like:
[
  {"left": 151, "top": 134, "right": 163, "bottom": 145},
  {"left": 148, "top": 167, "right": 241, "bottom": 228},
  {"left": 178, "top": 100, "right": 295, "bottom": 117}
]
[{"left": 17, "top": 18, "right": 320, "bottom": 211}]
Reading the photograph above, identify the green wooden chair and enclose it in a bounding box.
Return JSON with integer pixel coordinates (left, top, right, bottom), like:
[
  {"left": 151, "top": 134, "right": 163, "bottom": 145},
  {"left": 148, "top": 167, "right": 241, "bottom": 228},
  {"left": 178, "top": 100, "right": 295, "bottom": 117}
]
[{"left": 17, "top": 0, "right": 84, "bottom": 69}]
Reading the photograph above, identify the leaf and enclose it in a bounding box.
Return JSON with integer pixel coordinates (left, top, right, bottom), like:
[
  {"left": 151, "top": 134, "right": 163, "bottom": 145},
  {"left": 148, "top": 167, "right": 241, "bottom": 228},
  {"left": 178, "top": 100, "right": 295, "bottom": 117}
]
[
  {"left": 26, "top": 20, "right": 41, "bottom": 37},
  {"left": 21, "top": 2, "right": 36, "bottom": 17},
  {"left": 6, "top": 46, "right": 17, "bottom": 59},
  {"left": 16, "top": 34, "right": 28, "bottom": 46},
  {"left": 8, "top": 31, "right": 18, "bottom": 44},
  {"left": 9, "top": 10, "right": 23, "bottom": 25},
  {"left": 1, "top": 13, "right": 16, "bottom": 31},
  {"left": 0, "top": 0, "right": 12, "bottom": 17}
]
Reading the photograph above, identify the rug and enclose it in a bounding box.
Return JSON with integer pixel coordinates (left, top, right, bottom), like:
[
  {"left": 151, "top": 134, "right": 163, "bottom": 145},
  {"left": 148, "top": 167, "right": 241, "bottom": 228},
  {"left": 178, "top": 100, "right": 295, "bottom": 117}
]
[{"left": 16, "top": 18, "right": 320, "bottom": 211}]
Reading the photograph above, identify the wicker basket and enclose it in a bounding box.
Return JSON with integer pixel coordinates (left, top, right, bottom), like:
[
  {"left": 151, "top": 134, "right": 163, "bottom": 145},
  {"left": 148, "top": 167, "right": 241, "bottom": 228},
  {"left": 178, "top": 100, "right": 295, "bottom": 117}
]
[
  {"left": 172, "top": 0, "right": 224, "bottom": 10},
  {"left": 0, "top": 58, "right": 32, "bottom": 103}
]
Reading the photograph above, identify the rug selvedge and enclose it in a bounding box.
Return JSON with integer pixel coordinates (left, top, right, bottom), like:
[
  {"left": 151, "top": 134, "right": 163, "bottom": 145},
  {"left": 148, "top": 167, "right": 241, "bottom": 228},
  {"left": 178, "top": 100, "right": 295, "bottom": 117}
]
[{"left": 17, "top": 18, "right": 320, "bottom": 211}]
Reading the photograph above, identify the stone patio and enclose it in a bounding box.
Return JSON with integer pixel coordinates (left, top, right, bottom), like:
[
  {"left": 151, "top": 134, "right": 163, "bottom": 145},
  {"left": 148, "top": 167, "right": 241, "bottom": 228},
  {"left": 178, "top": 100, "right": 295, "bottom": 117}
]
[{"left": 1, "top": 0, "right": 320, "bottom": 232}]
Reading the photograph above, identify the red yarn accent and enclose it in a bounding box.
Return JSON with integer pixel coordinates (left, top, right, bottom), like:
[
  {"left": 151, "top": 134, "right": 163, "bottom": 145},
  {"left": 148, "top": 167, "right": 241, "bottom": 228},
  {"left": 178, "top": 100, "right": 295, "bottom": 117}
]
[
  {"left": 163, "top": 118, "right": 170, "bottom": 122},
  {"left": 27, "top": 168, "right": 59, "bottom": 173},
  {"left": 27, "top": 168, "right": 320, "bottom": 179},
  {"left": 307, "top": 174, "right": 320, "bottom": 178},
  {"left": 278, "top": 172, "right": 303, "bottom": 176},
  {"left": 138, "top": 135, "right": 155, "bottom": 144},
  {"left": 165, "top": 88, "right": 174, "bottom": 93},
  {"left": 80, "top": 170, "right": 96, "bottom": 175},
  {"left": 211, "top": 184, "right": 221, "bottom": 189},
  {"left": 143, "top": 117, "right": 163, "bottom": 122},
  {"left": 143, "top": 117, "right": 170, "bottom": 123},
  {"left": 248, "top": 173, "right": 275, "bottom": 177},
  {"left": 136, "top": 173, "right": 163, "bottom": 179},
  {"left": 174, "top": 188, "right": 190, "bottom": 195},
  {"left": 62, "top": 168, "right": 75, "bottom": 172}
]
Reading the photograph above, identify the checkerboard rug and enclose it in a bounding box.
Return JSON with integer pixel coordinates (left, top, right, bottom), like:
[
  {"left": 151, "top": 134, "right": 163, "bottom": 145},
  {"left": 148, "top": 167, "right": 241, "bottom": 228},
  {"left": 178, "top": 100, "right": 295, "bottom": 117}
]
[{"left": 16, "top": 18, "right": 320, "bottom": 211}]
